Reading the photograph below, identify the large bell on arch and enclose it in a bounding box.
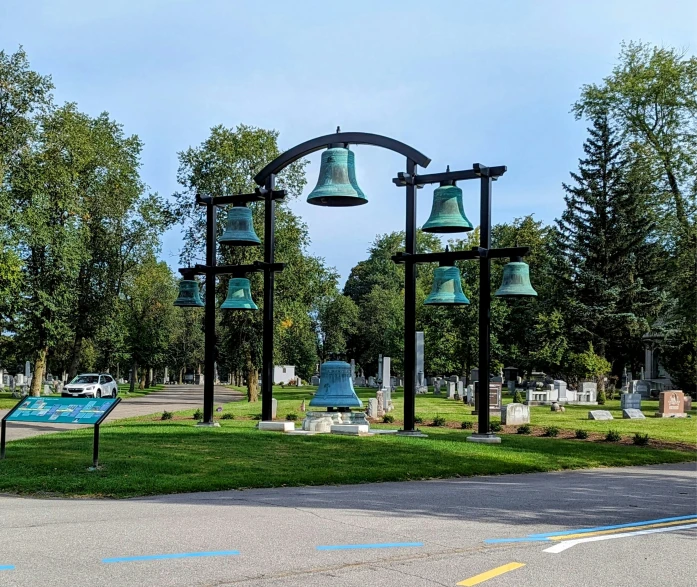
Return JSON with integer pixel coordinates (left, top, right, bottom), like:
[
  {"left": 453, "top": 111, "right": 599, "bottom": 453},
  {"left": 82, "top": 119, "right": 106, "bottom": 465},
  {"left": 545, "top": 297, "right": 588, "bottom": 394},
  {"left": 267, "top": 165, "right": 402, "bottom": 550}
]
[
  {"left": 173, "top": 280, "right": 204, "bottom": 308},
  {"left": 309, "top": 360, "right": 363, "bottom": 408},
  {"left": 219, "top": 204, "right": 261, "bottom": 246},
  {"left": 495, "top": 260, "right": 538, "bottom": 297},
  {"left": 307, "top": 147, "right": 367, "bottom": 207},
  {"left": 424, "top": 265, "right": 470, "bottom": 306},
  {"left": 221, "top": 277, "right": 258, "bottom": 310},
  {"left": 422, "top": 180, "right": 473, "bottom": 233}
]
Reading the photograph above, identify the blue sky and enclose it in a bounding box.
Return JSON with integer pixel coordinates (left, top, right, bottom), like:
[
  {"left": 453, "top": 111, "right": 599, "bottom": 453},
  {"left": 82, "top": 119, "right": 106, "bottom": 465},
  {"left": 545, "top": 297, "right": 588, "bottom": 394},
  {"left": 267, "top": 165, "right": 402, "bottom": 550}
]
[{"left": 2, "top": 0, "right": 695, "bottom": 284}]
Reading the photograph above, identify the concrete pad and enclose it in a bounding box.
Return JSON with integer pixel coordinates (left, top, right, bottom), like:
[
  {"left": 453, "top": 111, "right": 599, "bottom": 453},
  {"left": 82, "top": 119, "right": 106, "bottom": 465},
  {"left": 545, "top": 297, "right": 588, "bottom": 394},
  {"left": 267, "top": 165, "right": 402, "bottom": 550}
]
[
  {"left": 330, "top": 424, "right": 370, "bottom": 435},
  {"left": 258, "top": 421, "right": 295, "bottom": 432},
  {"left": 284, "top": 429, "right": 317, "bottom": 435},
  {"left": 466, "top": 434, "right": 502, "bottom": 444}
]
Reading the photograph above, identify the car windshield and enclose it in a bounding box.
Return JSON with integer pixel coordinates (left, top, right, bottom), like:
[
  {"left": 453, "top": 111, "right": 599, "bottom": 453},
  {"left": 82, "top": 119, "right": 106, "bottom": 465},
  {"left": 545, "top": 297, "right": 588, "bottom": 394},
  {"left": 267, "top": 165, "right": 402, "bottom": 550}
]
[{"left": 70, "top": 375, "right": 98, "bottom": 384}]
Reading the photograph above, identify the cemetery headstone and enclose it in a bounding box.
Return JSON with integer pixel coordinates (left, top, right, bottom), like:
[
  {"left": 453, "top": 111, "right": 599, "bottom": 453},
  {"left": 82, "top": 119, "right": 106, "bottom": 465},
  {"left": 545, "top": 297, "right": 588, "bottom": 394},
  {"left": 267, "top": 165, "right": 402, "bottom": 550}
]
[
  {"left": 501, "top": 403, "right": 530, "bottom": 425},
  {"left": 635, "top": 380, "right": 651, "bottom": 398},
  {"left": 42, "top": 384, "right": 52, "bottom": 396},
  {"left": 447, "top": 382, "right": 456, "bottom": 399},
  {"left": 271, "top": 398, "right": 278, "bottom": 419},
  {"left": 376, "top": 390, "right": 385, "bottom": 417},
  {"left": 656, "top": 391, "right": 686, "bottom": 418},
  {"left": 588, "top": 410, "right": 613, "bottom": 420},
  {"left": 466, "top": 384, "right": 474, "bottom": 405},
  {"left": 685, "top": 395, "right": 692, "bottom": 412},
  {"left": 311, "top": 375, "right": 320, "bottom": 386},
  {"left": 620, "top": 393, "right": 642, "bottom": 410},
  {"left": 457, "top": 381, "right": 464, "bottom": 397},
  {"left": 367, "top": 398, "right": 378, "bottom": 419},
  {"left": 578, "top": 381, "right": 598, "bottom": 402},
  {"left": 622, "top": 409, "right": 645, "bottom": 419},
  {"left": 434, "top": 380, "right": 442, "bottom": 395},
  {"left": 470, "top": 368, "right": 479, "bottom": 383}
]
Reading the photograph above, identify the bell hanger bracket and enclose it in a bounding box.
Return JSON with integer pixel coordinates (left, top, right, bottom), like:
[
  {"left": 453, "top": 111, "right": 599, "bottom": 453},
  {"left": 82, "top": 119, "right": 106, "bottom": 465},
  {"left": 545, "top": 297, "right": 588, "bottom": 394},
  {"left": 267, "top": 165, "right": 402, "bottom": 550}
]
[
  {"left": 393, "top": 163, "right": 507, "bottom": 188},
  {"left": 195, "top": 189, "right": 286, "bottom": 207},
  {"left": 392, "top": 246, "right": 529, "bottom": 266},
  {"left": 178, "top": 261, "right": 285, "bottom": 278}
]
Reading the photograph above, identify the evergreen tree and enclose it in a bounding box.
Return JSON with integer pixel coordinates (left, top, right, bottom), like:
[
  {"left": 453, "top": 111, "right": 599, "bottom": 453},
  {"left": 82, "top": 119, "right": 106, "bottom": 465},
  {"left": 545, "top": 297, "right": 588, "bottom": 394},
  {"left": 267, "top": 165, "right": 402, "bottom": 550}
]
[{"left": 555, "top": 114, "right": 665, "bottom": 375}]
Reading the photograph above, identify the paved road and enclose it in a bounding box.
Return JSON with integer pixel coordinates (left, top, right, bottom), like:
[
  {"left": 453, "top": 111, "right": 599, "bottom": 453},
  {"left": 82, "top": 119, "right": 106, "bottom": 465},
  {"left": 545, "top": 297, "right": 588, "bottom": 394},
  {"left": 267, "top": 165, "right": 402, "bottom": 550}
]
[
  {"left": 0, "top": 463, "right": 694, "bottom": 586},
  {"left": 0, "top": 385, "right": 241, "bottom": 441}
]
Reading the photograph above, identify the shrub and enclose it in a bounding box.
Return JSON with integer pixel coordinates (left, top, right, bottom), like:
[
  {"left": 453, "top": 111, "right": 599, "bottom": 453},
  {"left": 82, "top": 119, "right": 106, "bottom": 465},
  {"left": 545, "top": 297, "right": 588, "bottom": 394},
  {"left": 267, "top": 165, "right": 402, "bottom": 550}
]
[
  {"left": 382, "top": 414, "right": 395, "bottom": 424},
  {"left": 517, "top": 424, "right": 531, "bottom": 434},
  {"left": 161, "top": 411, "right": 173, "bottom": 420},
  {"left": 432, "top": 415, "right": 446, "bottom": 427},
  {"left": 575, "top": 429, "right": 589, "bottom": 439},
  {"left": 490, "top": 421, "right": 502, "bottom": 432},
  {"left": 193, "top": 409, "right": 203, "bottom": 420},
  {"left": 633, "top": 432, "right": 650, "bottom": 446},
  {"left": 543, "top": 426, "right": 559, "bottom": 437},
  {"left": 461, "top": 421, "right": 473, "bottom": 429},
  {"left": 513, "top": 390, "right": 524, "bottom": 404},
  {"left": 605, "top": 429, "right": 621, "bottom": 442},
  {"left": 252, "top": 414, "right": 263, "bottom": 420},
  {"left": 221, "top": 413, "right": 234, "bottom": 420},
  {"left": 414, "top": 415, "right": 424, "bottom": 424},
  {"left": 597, "top": 389, "right": 607, "bottom": 405},
  {"left": 286, "top": 413, "right": 298, "bottom": 421}
]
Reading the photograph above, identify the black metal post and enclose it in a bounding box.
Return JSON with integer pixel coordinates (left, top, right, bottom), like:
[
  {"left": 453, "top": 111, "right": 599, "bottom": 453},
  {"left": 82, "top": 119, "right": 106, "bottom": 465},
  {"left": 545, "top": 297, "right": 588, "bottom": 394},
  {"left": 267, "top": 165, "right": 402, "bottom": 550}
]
[
  {"left": 1, "top": 420, "right": 6, "bottom": 459},
  {"left": 403, "top": 159, "right": 417, "bottom": 432},
  {"left": 202, "top": 201, "right": 217, "bottom": 425},
  {"left": 93, "top": 424, "right": 100, "bottom": 468},
  {"left": 476, "top": 172, "right": 492, "bottom": 438},
  {"left": 261, "top": 175, "right": 276, "bottom": 421}
]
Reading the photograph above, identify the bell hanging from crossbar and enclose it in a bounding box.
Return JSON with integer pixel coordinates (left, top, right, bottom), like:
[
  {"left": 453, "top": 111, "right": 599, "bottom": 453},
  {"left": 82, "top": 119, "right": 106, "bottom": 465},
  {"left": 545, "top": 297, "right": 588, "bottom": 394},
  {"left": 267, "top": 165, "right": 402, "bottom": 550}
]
[
  {"left": 495, "top": 260, "right": 538, "bottom": 297},
  {"left": 309, "top": 360, "right": 363, "bottom": 409},
  {"left": 219, "top": 204, "right": 261, "bottom": 246},
  {"left": 221, "top": 277, "right": 258, "bottom": 310},
  {"left": 422, "top": 178, "right": 473, "bottom": 233},
  {"left": 307, "top": 147, "right": 367, "bottom": 207},
  {"left": 173, "top": 280, "right": 204, "bottom": 308},
  {"left": 424, "top": 265, "right": 470, "bottom": 306}
]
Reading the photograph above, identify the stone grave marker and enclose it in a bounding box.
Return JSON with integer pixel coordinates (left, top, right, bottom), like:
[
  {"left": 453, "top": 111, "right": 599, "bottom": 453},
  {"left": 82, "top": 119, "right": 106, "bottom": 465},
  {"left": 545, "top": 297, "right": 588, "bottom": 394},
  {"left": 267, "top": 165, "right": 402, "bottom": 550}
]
[
  {"left": 310, "top": 375, "right": 320, "bottom": 386},
  {"left": 447, "top": 382, "right": 456, "bottom": 399},
  {"left": 501, "top": 403, "right": 530, "bottom": 425},
  {"left": 684, "top": 395, "right": 692, "bottom": 412},
  {"left": 656, "top": 391, "right": 686, "bottom": 418},
  {"left": 622, "top": 409, "right": 645, "bottom": 419},
  {"left": 367, "top": 398, "right": 378, "bottom": 419},
  {"left": 588, "top": 410, "right": 613, "bottom": 420},
  {"left": 376, "top": 389, "right": 385, "bottom": 417},
  {"left": 620, "top": 393, "right": 642, "bottom": 410},
  {"left": 635, "top": 380, "right": 651, "bottom": 398},
  {"left": 578, "top": 382, "right": 597, "bottom": 402},
  {"left": 271, "top": 398, "right": 278, "bottom": 419}
]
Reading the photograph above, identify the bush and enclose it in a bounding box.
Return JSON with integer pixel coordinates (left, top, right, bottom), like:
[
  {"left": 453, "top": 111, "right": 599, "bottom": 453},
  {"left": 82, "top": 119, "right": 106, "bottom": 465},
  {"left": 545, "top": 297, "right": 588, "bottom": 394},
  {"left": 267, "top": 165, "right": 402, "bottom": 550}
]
[
  {"left": 543, "top": 426, "right": 559, "bottom": 437},
  {"left": 512, "top": 390, "right": 524, "bottom": 404},
  {"left": 221, "top": 413, "right": 234, "bottom": 420},
  {"left": 490, "top": 421, "right": 502, "bottom": 432},
  {"left": 161, "top": 411, "right": 173, "bottom": 420},
  {"left": 252, "top": 414, "right": 263, "bottom": 420},
  {"left": 461, "top": 421, "right": 473, "bottom": 429},
  {"left": 575, "top": 429, "right": 589, "bottom": 439},
  {"left": 286, "top": 413, "right": 298, "bottom": 421},
  {"left": 605, "top": 429, "right": 621, "bottom": 442},
  {"left": 597, "top": 389, "right": 607, "bottom": 405},
  {"left": 193, "top": 409, "right": 203, "bottom": 420},
  {"left": 431, "top": 415, "right": 446, "bottom": 427},
  {"left": 382, "top": 414, "right": 395, "bottom": 423},
  {"left": 414, "top": 415, "right": 424, "bottom": 424},
  {"left": 517, "top": 424, "right": 531, "bottom": 434},
  {"left": 633, "top": 432, "right": 650, "bottom": 446}
]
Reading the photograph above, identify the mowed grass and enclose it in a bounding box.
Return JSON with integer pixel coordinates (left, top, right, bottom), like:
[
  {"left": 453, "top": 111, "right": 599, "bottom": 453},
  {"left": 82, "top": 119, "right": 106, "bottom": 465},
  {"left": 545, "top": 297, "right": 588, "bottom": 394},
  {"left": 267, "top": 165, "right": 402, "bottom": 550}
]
[
  {"left": 0, "top": 384, "right": 164, "bottom": 410},
  {"left": 0, "top": 417, "right": 694, "bottom": 498},
  {"left": 227, "top": 386, "right": 697, "bottom": 445}
]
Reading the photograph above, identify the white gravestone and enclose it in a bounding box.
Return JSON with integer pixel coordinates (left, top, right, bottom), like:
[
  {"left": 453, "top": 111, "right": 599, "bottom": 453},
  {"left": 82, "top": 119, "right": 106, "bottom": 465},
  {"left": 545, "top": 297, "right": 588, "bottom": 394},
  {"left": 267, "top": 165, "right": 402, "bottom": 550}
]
[
  {"left": 578, "top": 382, "right": 597, "bottom": 402},
  {"left": 620, "top": 393, "right": 642, "bottom": 410},
  {"left": 271, "top": 398, "right": 278, "bottom": 419},
  {"left": 588, "top": 410, "right": 613, "bottom": 420},
  {"left": 446, "top": 382, "right": 456, "bottom": 399},
  {"left": 367, "top": 398, "right": 378, "bottom": 419},
  {"left": 457, "top": 381, "right": 464, "bottom": 398},
  {"left": 501, "top": 403, "right": 530, "bottom": 425},
  {"left": 622, "top": 408, "right": 645, "bottom": 419}
]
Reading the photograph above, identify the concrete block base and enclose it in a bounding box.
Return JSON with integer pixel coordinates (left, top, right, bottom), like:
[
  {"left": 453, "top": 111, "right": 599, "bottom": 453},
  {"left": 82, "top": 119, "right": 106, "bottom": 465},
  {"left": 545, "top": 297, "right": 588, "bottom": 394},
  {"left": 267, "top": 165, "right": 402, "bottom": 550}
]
[
  {"left": 330, "top": 424, "right": 370, "bottom": 435},
  {"left": 654, "top": 413, "right": 687, "bottom": 418},
  {"left": 258, "top": 421, "right": 295, "bottom": 432},
  {"left": 466, "top": 434, "right": 502, "bottom": 444},
  {"left": 196, "top": 421, "right": 221, "bottom": 428},
  {"left": 396, "top": 430, "right": 428, "bottom": 438}
]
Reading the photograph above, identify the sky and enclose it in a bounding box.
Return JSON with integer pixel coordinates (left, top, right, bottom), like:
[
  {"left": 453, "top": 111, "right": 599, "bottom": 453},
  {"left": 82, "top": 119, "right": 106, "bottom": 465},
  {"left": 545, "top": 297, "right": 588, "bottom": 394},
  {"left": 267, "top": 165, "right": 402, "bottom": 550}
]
[{"left": 2, "top": 0, "right": 695, "bottom": 284}]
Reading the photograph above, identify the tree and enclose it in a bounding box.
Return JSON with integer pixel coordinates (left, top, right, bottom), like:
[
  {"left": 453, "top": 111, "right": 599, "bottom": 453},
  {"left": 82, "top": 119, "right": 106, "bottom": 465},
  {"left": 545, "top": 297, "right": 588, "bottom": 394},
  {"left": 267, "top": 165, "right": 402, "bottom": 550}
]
[
  {"left": 168, "top": 300, "right": 205, "bottom": 384},
  {"left": 316, "top": 293, "right": 358, "bottom": 361}
]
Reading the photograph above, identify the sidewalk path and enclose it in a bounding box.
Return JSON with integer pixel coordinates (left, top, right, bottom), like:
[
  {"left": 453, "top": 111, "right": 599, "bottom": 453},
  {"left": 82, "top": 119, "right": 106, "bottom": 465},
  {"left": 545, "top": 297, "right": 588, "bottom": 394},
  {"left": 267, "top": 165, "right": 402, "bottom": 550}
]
[{"left": 0, "top": 385, "right": 242, "bottom": 442}]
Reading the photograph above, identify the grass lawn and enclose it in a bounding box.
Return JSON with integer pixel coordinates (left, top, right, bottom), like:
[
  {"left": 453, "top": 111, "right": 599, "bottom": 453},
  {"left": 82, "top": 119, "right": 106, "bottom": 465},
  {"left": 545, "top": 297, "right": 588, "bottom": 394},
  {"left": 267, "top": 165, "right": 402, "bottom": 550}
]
[
  {"left": 0, "top": 416, "right": 694, "bottom": 498},
  {"left": 0, "top": 384, "right": 164, "bottom": 410},
  {"left": 227, "top": 385, "right": 697, "bottom": 446}
]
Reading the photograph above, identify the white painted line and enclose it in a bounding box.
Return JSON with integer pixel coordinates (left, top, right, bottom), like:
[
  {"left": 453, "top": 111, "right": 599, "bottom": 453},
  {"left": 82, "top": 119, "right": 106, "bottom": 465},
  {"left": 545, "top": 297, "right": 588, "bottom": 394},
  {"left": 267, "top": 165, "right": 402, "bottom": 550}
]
[{"left": 544, "top": 523, "right": 697, "bottom": 554}]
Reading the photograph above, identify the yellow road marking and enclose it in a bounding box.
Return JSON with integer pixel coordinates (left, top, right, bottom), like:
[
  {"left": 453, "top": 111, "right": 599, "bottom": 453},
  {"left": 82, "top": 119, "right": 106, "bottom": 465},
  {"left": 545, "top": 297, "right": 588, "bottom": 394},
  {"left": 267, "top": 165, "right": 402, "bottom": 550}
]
[
  {"left": 457, "top": 562, "right": 526, "bottom": 586},
  {"left": 550, "top": 518, "right": 697, "bottom": 541}
]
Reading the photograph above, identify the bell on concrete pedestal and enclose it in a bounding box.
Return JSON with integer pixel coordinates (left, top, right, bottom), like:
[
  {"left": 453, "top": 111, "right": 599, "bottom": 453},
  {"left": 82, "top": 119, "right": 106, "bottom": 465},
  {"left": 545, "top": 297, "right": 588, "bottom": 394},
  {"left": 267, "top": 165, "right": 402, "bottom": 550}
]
[
  {"left": 307, "top": 147, "right": 367, "bottom": 207},
  {"left": 424, "top": 265, "right": 470, "bottom": 306},
  {"left": 495, "top": 260, "right": 538, "bottom": 297},
  {"left": 309, "top": 360, "right": 363, "bottom": 408},
  {"left": 221, "top": 277, "right": 258, "bottom": 310},
  {"left": 219, "top": 204, "right": 261, "bottom": 246},
  {"left": 173, "top": 280, "right": 204, "bottom": 308},
  {"left": 422, "top": 177, "right": 473, "bottom": 233}
]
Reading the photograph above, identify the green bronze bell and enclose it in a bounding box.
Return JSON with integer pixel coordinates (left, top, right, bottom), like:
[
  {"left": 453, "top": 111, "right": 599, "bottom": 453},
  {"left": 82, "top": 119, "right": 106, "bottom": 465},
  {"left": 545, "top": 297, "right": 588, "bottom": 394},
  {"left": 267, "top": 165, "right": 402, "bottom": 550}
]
[
  {"left": 221, "top": 277, "right": 258, "bottom": 310},
  {"left": 495, "top": 260, "right": 538, "bottom": 297},
  {"left": 424, "top": 265, "right": 470, "bottom": 305},
  {"left": 307, "top": 147, "right": 367, "bottom": 207},
  {"left": 219, "top": 204, "right": 261, "bottom": 246},
  {"left": 309, "top": 360, "right": 363, "bottom": 408},
  {"left": 173, "top": 280, "right": 204, "bottom": 308},
  {"left": 422, "top": 178, "right": 473, "bottom": 233}
]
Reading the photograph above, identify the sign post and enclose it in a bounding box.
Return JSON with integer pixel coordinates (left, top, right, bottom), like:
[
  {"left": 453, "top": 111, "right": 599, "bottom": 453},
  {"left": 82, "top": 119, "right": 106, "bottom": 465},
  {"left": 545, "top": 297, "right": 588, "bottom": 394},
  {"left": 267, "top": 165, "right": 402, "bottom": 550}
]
[{"left": 1, "top": 396, "right": 121, "bottom": 468}]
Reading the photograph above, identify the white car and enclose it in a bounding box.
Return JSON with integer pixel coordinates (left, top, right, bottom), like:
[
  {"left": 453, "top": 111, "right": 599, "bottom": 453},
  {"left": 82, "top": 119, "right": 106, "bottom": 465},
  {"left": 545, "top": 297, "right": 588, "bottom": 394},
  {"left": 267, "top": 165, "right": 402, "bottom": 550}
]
[{"left": 62, "top": 373, "right": 118, "bottom": 399}]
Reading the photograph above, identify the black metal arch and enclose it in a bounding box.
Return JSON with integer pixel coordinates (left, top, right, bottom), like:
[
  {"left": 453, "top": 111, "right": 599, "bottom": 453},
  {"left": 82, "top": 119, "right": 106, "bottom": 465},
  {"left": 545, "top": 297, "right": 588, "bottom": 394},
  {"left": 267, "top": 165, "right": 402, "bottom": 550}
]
[{"left": 253, "top": 131, "right": 431, "bottom": 185}]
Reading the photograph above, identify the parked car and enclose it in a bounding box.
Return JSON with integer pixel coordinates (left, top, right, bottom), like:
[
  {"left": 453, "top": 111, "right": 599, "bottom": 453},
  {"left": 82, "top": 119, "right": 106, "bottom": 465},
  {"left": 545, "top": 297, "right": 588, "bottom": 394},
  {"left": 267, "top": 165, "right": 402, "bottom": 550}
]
[{"left": 62, "top": 373, "right": 118, "bottom": 398}]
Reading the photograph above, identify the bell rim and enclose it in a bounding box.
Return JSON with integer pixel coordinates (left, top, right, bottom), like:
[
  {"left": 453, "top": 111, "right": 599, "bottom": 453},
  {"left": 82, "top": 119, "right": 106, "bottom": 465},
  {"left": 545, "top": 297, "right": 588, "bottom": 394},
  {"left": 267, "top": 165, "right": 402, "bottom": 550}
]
[
  {"left": 421, "top": 225, "right": 474, "bottom": 233},
  {"left": 173, "top": 301, "right": 205, "bottom": 308},
  {"left": 494, "top": 290, "right": 538, "bottom": 298},
  {"left": 220, "top": 302, "right": 259, "bottom": 310},
  {"left": 218, "top": 238, "right": 261, "bottom": 246},
  {"left": 307, "top": 195, "right": 368, "bottom": 207}
]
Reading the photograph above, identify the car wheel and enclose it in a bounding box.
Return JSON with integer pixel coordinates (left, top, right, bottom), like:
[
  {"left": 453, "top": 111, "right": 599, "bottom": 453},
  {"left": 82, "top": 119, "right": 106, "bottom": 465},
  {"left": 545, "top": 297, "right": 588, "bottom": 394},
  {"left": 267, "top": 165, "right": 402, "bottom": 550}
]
[
  {"left": 96, "top": 389, "right": 102, "bottom": 398},
  {"left": 112, "top": 386, "right": 117, "bottom": 398}
]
